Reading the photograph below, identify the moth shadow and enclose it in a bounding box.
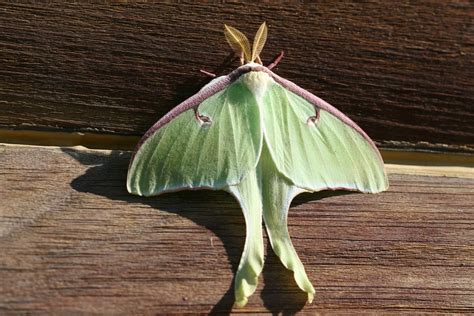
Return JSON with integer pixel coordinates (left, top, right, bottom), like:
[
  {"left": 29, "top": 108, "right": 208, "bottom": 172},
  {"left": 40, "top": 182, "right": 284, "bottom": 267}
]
[{"left": 63, "top": 148, "right": 351, "bottom": 314}]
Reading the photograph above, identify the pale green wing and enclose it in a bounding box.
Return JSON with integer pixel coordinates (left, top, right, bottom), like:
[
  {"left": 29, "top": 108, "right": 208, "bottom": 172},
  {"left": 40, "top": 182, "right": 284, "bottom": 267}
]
[
  {"left": 262, "top": 82, "right": 388, "bottom": 193},
  {"left": 227, "top": 169, "right": 264, "bottom": 308},
  {"left": 227, "top": 143, "right": 317, "bottom": 307},
  {"left": 258, "top": 144, "right": 315, "bottom": 304},
  {"left": 127, "top": 81, "right": 262, "bottom": 196}
]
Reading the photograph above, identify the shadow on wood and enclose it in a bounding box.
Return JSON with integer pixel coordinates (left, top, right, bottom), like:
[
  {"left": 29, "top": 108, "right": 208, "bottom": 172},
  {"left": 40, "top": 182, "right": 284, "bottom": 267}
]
[
  {"left": 261, "top": 240, "right": 308, "bottom": 315},
  {"left": 62, "top": 148, "right": 327, "bottom": 313},
  {"left": 63, "top": 148, "right": 240, "bottom": 313},
  {"left": 2, "top": 145, "right": 472, "bottom": 313}
]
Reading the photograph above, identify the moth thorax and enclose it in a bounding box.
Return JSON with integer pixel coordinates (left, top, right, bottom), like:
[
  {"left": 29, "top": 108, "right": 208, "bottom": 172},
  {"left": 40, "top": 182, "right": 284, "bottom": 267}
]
[{"left": 240, "top": 71, "right": 271, "bottom": 100}]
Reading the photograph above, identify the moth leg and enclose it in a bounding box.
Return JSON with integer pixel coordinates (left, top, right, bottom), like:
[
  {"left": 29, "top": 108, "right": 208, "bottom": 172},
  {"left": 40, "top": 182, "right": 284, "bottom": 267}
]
[
  {"left": 199, "top": 69, "right": 217, "bottom": 78},
  {"left": 267, "top": 51, "right": 285, "bottom": 70},
  {"left": 306, "top": 107, "right": 321, "bottom": 126},
  {"left": 256, "top": 56, "right": 263, "bottom": 65},
  {"left": 240, "top": 51, "right": 245, "bottom": 65}
]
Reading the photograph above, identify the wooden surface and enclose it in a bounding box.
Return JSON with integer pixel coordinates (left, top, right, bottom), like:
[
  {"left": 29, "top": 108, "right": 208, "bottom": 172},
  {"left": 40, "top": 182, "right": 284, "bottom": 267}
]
[
  {"left": 1, "top": 144, "right": 473, "bottom": 314},
  {"left": 1, "top": 2, "right": 473, "bottom": 314},
  {"left": 1, "top": 2, "right": 473, "bottom": 152}
]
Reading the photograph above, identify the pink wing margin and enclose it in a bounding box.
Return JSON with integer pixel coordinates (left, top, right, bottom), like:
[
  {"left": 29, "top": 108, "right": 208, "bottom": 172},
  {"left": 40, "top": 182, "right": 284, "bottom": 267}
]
[{"left": 129, "top": 64, "right": 383, "bottom": 165}]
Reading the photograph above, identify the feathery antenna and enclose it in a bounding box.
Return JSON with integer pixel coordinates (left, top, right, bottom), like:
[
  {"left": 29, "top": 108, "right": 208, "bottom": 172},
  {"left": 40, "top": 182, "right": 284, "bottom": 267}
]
[
  {"left": 251, "top": 22, "right": 268, "bottom": 63},
  {"left": 224, "top": 24, "right": 252, "bottom": 64}
]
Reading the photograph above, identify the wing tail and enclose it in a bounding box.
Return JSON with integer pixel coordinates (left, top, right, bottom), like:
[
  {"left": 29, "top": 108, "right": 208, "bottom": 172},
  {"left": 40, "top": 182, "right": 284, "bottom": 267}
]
[
  {"left": 262, "top": 191, "right": 315, "bottom": 304},
  {"left": 227, "top": 170, "right": 264, "bottom": 308},
  {"left": 260, "top": 145, "right": 315, "bottom": 304}
]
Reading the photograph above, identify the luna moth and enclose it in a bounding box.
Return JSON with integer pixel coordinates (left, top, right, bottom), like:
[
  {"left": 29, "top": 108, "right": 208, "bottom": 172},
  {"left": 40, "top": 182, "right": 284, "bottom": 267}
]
[{"left": 127, "top": 22, "right": 388, "bottom": 307}]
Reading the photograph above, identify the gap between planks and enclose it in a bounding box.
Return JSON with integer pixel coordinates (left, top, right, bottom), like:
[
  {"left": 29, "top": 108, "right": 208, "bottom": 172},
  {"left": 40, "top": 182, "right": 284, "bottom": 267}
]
[
  {"left": 1, "top": 129, "right": 473, "bottom": 155},
  {"left": 1, "top": 142, "right": 473, "bottom": 179}
]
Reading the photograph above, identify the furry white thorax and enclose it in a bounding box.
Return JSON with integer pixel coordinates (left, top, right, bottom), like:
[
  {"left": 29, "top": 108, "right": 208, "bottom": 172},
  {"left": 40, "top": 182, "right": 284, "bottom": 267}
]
[{"left": 239, "top": 63, "right": 272, "bottom": 100}]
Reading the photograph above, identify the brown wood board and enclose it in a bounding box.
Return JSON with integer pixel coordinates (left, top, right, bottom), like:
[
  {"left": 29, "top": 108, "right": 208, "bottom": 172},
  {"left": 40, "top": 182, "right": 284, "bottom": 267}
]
[
  {"left": 0, "top": 2, "right": 473, "bottom": 151},
  {"left": 1, "top": 144, "right": 473, "bottom": 314}
]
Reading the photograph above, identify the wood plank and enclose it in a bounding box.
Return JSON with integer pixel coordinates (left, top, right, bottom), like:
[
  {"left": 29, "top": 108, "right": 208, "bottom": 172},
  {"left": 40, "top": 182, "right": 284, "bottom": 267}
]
[
  {"left": 0, "top": 2, "right": 473, "bottom": 152},
  {"left": 0, "top": 144, "right": 473, "bottom": 314}
]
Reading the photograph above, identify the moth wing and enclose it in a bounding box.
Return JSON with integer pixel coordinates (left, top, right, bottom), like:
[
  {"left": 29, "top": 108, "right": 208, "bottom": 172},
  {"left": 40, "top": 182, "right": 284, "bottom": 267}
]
[
  {"left": 262, "top": 81, "right": 388, "bottom": 193},
  {"left": 127, "top": 80, "right": 262, "bottom": 196}
]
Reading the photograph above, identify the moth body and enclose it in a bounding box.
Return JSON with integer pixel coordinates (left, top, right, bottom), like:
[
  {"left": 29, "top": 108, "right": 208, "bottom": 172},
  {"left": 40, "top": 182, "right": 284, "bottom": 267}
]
[{"left": 238, "top": 63, "right": 272, "bottom": 100}]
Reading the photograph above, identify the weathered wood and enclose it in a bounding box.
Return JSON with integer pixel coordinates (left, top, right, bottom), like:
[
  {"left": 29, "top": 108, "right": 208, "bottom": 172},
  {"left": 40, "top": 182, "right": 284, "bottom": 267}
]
[
  {"left": 0, "top": 144, "right": 473, "bottom": 314},
  {"left": 0, "top": 3, "right": 473, "bottom": 152}
]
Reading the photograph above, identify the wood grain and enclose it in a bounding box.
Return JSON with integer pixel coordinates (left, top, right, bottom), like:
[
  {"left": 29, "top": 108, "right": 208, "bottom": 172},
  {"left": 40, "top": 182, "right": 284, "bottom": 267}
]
[
  {"left": 0, "top": 2, "right": 473, "bottom": 151},
  {"left": 1, "top": 144, "right": 473, "bottom": 314}
]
